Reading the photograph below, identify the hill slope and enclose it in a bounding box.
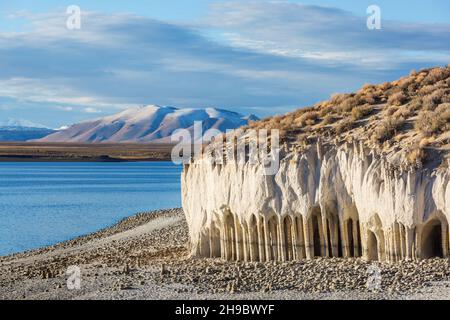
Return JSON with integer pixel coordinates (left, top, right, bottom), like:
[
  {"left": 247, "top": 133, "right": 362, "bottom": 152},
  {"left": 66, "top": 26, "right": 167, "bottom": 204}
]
[{"left": 246, "top": 65, "right": 450, "bottom": 168}]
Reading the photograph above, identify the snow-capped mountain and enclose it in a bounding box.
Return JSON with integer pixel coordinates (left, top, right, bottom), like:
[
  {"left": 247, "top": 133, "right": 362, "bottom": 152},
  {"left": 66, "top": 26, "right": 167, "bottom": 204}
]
[
  {"left": 0, "top": 118, "right": 48, "bottom": 129},
  {"left": 36, "top": 105, "right": 259, "bottom": 143},
  {"left": 0, "top": 118, "right": 55, "bottom": 141}
]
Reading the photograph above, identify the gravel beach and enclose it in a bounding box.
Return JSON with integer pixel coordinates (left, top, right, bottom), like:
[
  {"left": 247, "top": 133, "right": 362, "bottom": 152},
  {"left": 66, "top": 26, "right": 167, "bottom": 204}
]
[{"left": 1, "top": 208, "right": 450, "bottom": 300}]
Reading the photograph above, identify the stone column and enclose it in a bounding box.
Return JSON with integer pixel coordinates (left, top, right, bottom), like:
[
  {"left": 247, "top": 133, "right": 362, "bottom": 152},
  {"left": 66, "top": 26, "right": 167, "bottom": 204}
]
[
  {"left": 296, "top": 217, "right": 306, "bottom": 260},
  {"left": 242, "top": 224, "right": 249, "bottom": 262},
  {"left": 264, "top": 219, "right": 271, "bottom": 261},
  {"left": 341, "top": 220, "right": 350, "bottom": 258},
  {"left": 322, "top": 217, "right": 330, "bottom": 257},
  {"left": 405, "top": 227, "right": 414, "bottom": 260},
  {"left": 303, "top": 218, "right": 313, "bottom": 260},
  {"left": 258, "top": 218, "right": 266, "bottom": 262}
]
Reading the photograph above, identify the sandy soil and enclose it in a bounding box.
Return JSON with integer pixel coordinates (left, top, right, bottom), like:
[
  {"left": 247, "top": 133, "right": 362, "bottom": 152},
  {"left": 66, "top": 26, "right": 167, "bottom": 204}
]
[{"left": 1, "top": 208, "right": 450, "bottom": 300}]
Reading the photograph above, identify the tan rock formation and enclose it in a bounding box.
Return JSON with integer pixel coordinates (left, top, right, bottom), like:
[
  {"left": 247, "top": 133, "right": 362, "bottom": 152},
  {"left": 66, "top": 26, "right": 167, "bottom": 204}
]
[
  {"left": 182, "top": 66, "right": 450, "bottom": 262},
  {"left": 182, "top": 140, "right": 450, "bottom": 262}
]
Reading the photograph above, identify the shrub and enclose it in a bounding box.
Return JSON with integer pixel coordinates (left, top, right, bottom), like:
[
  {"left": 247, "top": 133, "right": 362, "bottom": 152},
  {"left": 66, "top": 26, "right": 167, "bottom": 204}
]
[
  {"left": 393, "top": 105, "right": 412, "bottom": 118},
  {"left": 321, "top": 114, "right": 335, "bottom": 125},
  {"left": 422, "top": 67, "right": 450, "bottom": 85},
  {"left": 335, "top": 118, "right": 354, "bottom": 134},
  {"left": 330, "top": 93, "right": 351, "bottom": 106},
  {"left": 295, "top": 111, "right": 318, "bottom": 127},
  {"left": 373, "top": 117, "right": 405, "bottom": 143},
  {"left": 351, "top": 105, "right": 373, "bottom": 120},
  {"left": 425, "top": 89, "right": 447, "bottom": 109},
  {"left": 415, "top": 111, "right": 444, "bottom": 136},
  {"left": 406, "top": 146, "right": 426, "bottom": 167},
  {"left": 338, "top": 96, "right": 361, "bottom": 113},
  {"left": 436, "top": 103, "right": 450, "bottom": 122},
  {"left": 408, "top": 98, "right": 423, "bottom": 111},
  {"left": 388, "top": 91, "right": 408, "bottom": 106}
]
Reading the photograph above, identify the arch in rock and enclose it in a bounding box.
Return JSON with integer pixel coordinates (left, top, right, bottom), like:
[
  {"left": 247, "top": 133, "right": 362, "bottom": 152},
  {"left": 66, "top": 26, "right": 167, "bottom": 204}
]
[
  {"left": 419, "top": 211, "right": 449, "bottom": 260},
  {"left": 323, "top": 206, "right": 342, "bottom": 258},
  {"left": 365, "top": 213, "right": 386, "bottom": 261},
  {"left": 310, "top": 207, "right": 324, "bottom": 257},
  {"left": 283, "top": 216, "right": 294, "bottom": 261},
  {"left": 342, "top": 205, "right": 362, "bottom": 258},
  {"left": 367, "top": 230, "right": 379, "bottom": 261},
  {"left": 420, "top": 218, "right": 444, "bottom": 259}
]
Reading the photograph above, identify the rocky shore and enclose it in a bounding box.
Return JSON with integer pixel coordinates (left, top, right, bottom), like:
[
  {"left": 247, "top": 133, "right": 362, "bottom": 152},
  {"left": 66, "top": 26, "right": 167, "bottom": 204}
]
[{"left": 1, "top": 208, "right": 450, "bottom": 300}]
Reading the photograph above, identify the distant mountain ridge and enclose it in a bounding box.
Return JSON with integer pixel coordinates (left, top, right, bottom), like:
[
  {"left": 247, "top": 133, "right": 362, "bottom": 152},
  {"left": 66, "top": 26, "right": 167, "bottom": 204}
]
[
  {"left": 0, "top": 118, "right": 48, "bottom": 129},
  {"left": 36, "top": 105, "right": 259, "bottom": 143},
  {"left": 0, "top": 118, "right": 55, "bottom": 141}
]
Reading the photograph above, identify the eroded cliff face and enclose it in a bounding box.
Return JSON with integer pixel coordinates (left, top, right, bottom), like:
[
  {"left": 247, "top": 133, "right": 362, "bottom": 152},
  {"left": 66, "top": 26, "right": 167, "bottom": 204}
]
[{"left": 182, "top": 141, "right": 450, "bottom": 262}]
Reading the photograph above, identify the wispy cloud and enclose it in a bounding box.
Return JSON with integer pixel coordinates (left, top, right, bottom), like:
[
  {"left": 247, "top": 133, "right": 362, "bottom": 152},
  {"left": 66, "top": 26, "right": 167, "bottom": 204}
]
[
  {"left": 207, "top": 1, "right": 450, "bottom": 69},
  {"left": 0, "top": 2, "right": 449, "bottom": 126}
]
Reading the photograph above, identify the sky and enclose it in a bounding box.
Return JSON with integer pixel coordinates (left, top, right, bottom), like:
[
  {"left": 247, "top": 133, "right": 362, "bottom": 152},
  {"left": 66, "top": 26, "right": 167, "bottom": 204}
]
[{"left": 0, "top": 0, "right": 449, "bottom": 128}]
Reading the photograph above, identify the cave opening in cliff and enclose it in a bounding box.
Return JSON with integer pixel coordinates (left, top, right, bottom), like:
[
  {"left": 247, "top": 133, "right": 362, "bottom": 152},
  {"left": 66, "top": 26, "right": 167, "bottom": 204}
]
[
  {"left": 367, "top": 231, "right": 379, "bottom": 261},
  {"left": 312, "top": 213, "right": 322, "bottom": 257},
  {"left": 421, "top": 219, "right": 443, "bottom": 259}
]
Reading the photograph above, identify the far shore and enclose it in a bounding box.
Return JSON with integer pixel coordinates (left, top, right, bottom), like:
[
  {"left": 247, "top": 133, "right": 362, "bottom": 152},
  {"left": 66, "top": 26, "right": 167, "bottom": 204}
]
[
  {"left": 1, "top": 208, "right": 450, "bottom": 300},
  {"left": 0, "top": 142, "right": 175, "bottom": 162}
]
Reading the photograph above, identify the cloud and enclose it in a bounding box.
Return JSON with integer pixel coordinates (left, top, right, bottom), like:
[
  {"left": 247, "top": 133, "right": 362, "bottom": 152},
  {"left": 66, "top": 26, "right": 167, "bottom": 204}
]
[
  {"left": 0, "top": 3, "right": 449, "bottom": 126},
  {"left": 207, "top": 1, "right": 450, "bottom": 69},
  {"left": 83, "top": 107, "right": 101, "bottom": 114},
  {"left": 55, "top": 106, "right": 73, "bottom": 111}
]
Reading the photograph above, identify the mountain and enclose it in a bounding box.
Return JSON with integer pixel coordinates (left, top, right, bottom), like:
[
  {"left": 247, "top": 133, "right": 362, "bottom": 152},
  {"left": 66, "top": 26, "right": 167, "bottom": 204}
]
[
  {"left": 36, "top": 106, "right": 259, "bottom": 143},
  {"left": 0, "top": 118, "right": 55, "bottom": 142}
]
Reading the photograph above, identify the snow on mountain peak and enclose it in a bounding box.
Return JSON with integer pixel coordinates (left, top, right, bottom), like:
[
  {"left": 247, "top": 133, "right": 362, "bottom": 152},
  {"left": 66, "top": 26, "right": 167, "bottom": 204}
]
[
  {"left": 35, "top": 106, "right": 259, "bottom": 143},
  {"left": 0, "top": 118, "right": 48, "bottom": 129}
]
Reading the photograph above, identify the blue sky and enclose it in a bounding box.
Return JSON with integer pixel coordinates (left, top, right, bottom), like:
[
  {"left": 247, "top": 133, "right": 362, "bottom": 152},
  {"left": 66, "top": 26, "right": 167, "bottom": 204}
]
[{"left": 0, "top": 0, "right": 449, "bottom": 128}]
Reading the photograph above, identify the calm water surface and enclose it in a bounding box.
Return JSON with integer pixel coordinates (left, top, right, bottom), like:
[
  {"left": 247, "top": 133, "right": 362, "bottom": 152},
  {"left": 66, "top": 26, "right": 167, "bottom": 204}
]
[{"left": 0, "top": 162, "right": 181, "bottom": 256}]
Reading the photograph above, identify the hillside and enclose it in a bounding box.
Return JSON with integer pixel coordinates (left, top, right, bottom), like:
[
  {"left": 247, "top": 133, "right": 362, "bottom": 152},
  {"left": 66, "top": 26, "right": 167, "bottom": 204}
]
[
  {"left": 246, "top": 65, "right": 450, "bottom": 169},
  {"left": 36, "top": 106, "right": 258, "bottom": 143}
]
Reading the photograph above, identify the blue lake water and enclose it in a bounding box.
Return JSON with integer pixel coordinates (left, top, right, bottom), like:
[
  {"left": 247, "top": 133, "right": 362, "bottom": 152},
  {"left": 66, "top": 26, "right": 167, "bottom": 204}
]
[{"left": 0, "top": 162, "right": 182, "bottom": 256}]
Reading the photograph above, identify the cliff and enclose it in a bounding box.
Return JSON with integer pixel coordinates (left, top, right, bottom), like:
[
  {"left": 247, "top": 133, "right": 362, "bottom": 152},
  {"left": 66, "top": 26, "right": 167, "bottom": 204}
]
[{"left": 182, "top": 66, "right": 450, "bottom": 262}]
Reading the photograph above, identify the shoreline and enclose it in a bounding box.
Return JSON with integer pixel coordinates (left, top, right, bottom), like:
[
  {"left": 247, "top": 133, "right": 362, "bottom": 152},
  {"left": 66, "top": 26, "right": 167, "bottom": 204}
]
[
  {"left": 0, "top": 142, "right": 174, "bottom": 162},
  {"left": 1, "top": 208, "right": 450, "bottom": 300}
]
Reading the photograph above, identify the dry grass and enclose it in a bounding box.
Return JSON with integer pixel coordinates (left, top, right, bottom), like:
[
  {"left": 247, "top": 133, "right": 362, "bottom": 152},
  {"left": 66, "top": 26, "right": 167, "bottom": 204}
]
[
  {"left": 415, "top": 110, "right": 446, "bottom": 136},
  {"left": 372, "top": 117, "right": 405, "bottom": 143},
  {"left": 388, "top": 91, "right": 408, "bottom": 106},
  {"left": 406, "top": 146, "right": 426, "bottom": 167},
  {"left": 351, "top": 105, "right": 373, "bottom": 120}
]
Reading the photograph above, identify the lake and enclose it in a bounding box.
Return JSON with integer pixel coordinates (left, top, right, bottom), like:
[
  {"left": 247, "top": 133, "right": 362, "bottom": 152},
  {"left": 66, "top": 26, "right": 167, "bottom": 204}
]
[{"left": 0, "top": 162, "right": 182, "bottom": 256}]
